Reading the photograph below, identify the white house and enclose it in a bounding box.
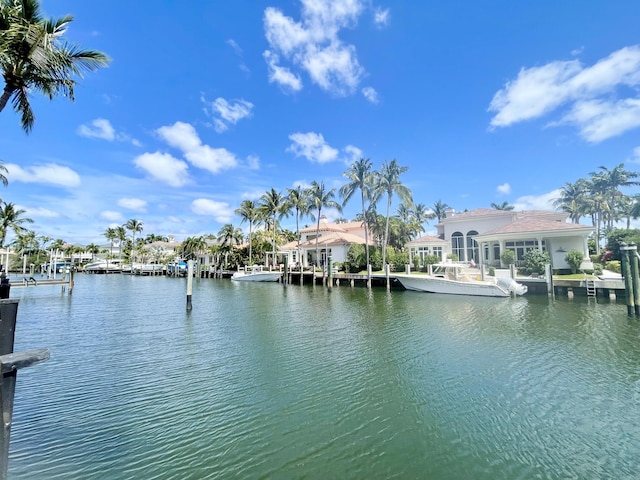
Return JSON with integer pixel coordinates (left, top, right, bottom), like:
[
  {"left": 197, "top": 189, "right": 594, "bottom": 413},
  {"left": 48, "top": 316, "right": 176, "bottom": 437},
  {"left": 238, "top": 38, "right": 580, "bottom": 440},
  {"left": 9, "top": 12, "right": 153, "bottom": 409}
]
[
  {"left": 279, "top": 218, "right": 375, "bottom": 268},
  {"left": 406, "top": 235, "right": 451, "bottom": 265},
  {"left": 431, "top": 208, "right": 593, "bottom": 270}
]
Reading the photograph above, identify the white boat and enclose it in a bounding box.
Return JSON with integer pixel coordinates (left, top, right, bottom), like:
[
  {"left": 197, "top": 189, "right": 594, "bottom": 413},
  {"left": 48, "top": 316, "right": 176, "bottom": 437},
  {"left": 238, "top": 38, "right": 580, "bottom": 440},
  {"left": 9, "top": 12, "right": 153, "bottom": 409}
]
[
  {"left": 83, "top": 260, "right": 122, "bottom": 274},
  {"left": 231, "top": 265, "right": 281, "bottom": 282},
  {"left": 395, "top": 264, "right": 527, "bottom": 297}
]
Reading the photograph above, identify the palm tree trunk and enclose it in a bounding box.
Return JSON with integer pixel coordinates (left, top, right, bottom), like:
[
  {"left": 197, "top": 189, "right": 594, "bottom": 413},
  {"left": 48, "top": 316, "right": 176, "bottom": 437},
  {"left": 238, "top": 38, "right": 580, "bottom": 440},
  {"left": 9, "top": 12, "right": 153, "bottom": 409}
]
[
  {"left": 361, "top": 191, "right": 370, "bottom": 277},
  {"left": 383, "top": 194, "right": 391, "bottom": 266},
  {"left": 0, "top": 86, "right": 14, "bottom": 113},
  {"left": 248, "top": 221, "right": 253, "bottom": 264},
  {"left": 315, "top": 209, "right": 321, "bottom": 267}
]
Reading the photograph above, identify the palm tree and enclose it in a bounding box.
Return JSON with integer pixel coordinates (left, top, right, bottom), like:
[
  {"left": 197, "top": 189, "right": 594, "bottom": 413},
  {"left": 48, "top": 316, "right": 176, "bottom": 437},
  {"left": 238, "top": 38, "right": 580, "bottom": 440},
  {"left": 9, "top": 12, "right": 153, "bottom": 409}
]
[
  {"left": 285, "top": 185, "right": 309, "bottom": 268},
  {"left": 179, "top": 236, "right": 207, "bottom": 261},
  {"left": 431, "top": 200, "right": 450, "bottom": 222},
  {"left": 115, "top": 226, "right": 127, "bottom": 264},
  {"left": 0, "top": 0, "right": 110, "bottom": 133},
  {"left": 235, "top": 199, "right": 260, "bottom": 265},
  {"left": 103, "top": 227, "right": 117, "bottom": 265},
  {"left": 340, "top": 158, "right": 374, "bottom": 275},
  {"left": 0, "top": 159, "right": 8, "bottom": 196},
  {"left": 84, "top": 242, "right": 100, "bottom": 261},
  {"left": 491, "top": 201, "right": 514, "bottom": 211},
  {"left": 125, "top": 219, "right": 143, "bottom": 265},
  {"left": 308, "top": 181, "right": 342, "bottom": 268},
  {"left": 372, "top": 159, "right": 413, "bottom": 267},
  {"left": 553, "top": 180, "right": 589, "bottom": 224},
  {"left": 259, "top": 188, "right": 287, "bottom": 267},
  {"left": 218, "top": 224, "right": 244, "bottom": 268},
  {"left": 0, "top": 201, "right": 33, "bottom": 247},
  {"left": 412, "top": 203, "right": 433, "bottom": 236}
]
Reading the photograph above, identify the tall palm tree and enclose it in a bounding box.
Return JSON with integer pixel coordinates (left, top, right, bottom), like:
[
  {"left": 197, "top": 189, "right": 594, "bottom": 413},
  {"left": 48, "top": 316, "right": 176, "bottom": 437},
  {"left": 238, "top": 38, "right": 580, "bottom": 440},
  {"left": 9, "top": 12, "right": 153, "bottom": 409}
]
[
  {"left": 285, "top": 185, "right": 309, "bottom": 267},
  {"left": 218, "top": 224, "right": 244, "bottom": 268},
  {"left": 308, "top": 181, "right": 342, "bottom": 268},
  {"left": 0, "top": 0, "right": 110, "bottom": 132},
  {"left": 0, "top": 159, "right": 8, "bottom": 195},
  {"left": 340, "top": 158, "right": 374, "bottom": 275},
  {"left": 125, "top": 219, "right": 143, "bottom": 265},
  {"left": 235, "top": 199, "right": 260, "bottom": 265},
  {"left": 412, "top": 203, "right": 433, "bottom": 236},
  {"left": 115, "top": 226, "right": 127, "bottom": 264},
  {"left": 0, "top": 201, "right": 33, "bottom": 247},
  {"left": 103, "top": 227, "right": 117, "bottom": 264},
  {"left": 259, "top": 188, "right": 287, "bottom": 267},
  {"left": 431, "top": 200, "right": 450, "bottom": 222},
  {"left": 84, "top": 242, "right": 100, "bottom": 261},
  {"left": 553, "top": 180, "right": 589, "bottom": 224},
  {"left": 372, "top": 159, "right": 412, "bottom": 267},
  {"left": 490, "top": 201, "right": 514, "bottom": 211}
]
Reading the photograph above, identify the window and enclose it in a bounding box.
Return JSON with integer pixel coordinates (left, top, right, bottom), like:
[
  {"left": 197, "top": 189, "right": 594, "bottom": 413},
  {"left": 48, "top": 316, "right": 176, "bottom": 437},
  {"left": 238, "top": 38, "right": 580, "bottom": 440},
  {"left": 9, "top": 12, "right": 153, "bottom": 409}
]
[
  {"left": 452, "top": 232, "right": 464, "bottom": 260},
  {"left": 466, "top": 230, "right": 478, "bottom": 263}
]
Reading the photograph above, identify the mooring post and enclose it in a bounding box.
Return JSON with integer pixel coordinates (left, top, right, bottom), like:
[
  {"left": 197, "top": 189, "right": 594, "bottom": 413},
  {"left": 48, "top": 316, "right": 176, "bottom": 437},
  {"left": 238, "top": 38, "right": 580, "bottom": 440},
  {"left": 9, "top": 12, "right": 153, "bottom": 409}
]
[
  {"left": 327, "top": 257, "right": 333, "bottom": 292},
  {"left": 186, "top": 260, "right": 193, "bottom": 311},
  {"left": 0, "top": 277, "right": 49, "bottom": 480},
  {"left": 630, "top": 243, "right": 640, "bottom": 316},
  {"left": 385, "top": 264, "right": 390, "bottom": 290},
  {"left": 367, "top": 264, "right": 372, "bottom": 289},
  {"left": 620, "top": 243, "right": 634, "bottom": 316},
  {"left": 283, "top": 257, "right": 288, "bottom": 286}
]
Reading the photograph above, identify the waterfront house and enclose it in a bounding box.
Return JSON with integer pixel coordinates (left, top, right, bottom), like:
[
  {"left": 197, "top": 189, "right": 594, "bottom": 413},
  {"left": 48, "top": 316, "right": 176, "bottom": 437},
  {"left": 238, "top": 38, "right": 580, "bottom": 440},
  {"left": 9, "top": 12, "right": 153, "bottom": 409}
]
[
  {"left": 406, "top": 235, "right": 451, "bottom": 265},
  {"left": 279, "top": 218, "right": 375, "bottom": 268},
  {"left": 431, "top": 208, "right": 593, "bottom": 270}
]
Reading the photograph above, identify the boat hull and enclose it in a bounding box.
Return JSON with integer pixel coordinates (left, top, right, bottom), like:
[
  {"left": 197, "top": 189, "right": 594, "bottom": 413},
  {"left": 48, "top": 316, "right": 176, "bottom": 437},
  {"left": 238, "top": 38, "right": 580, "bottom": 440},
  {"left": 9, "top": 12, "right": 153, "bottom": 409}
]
[
  {"left": 231, "top": 272, "right": 281, "bottom": 282},
  {"left": 395, "top": 274, "right": 513, "bottom": 297}
]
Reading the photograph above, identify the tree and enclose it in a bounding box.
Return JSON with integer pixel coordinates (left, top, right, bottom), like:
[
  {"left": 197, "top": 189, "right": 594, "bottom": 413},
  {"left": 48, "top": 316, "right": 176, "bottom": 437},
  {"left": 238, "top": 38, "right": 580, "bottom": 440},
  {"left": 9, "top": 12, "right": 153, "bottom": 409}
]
[
  {"left": 308, "top": 181, "right": 342, "bottom": 268},
  {"left": 125, "top": 219, "right": 143, "bottom": 264},
  {"left": 115, "top": 226, "right": 126, "bottom": 263},
  {"left": 491, "top": 201, "right": 514, "bottom": 211},
  {"left": 0, "top": 0, "right": 110, "bottom": 132},
  {"left": 340, "top": 157, "right": 374, "bottom": 276},
  {"left": 431, "top": 200, "right": 450, "bottom": 222},
  {"left": 552, "top": 180, "right": 589, "bottom": 224},
  {"left": 259, "top": 188, "right": 287, "bottom": 266},
  {"left": 84, "top": 242, "right": 100, "bottom": 261},
  {"left": 372, "top": 159, "right": 412, "bottom": 267},
  {"left": 0, "top": 201, "right": 32, "bottom": 247},
  {"left": 285, "top": 185, "right": 309, "bottom": 267},
  {"left": 235, "top": 199, "right": 261, "bottom": 265}
]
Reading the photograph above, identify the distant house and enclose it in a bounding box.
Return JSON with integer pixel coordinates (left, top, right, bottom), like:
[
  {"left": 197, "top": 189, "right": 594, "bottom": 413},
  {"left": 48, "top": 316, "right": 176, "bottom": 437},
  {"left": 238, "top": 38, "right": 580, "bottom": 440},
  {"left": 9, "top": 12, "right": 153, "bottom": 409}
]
[
  {"left": 279, "top": 218, "right": 375, "bottom": 267},
  {"left": 430, "top": 208, "right": 593, "bottom": 270}
]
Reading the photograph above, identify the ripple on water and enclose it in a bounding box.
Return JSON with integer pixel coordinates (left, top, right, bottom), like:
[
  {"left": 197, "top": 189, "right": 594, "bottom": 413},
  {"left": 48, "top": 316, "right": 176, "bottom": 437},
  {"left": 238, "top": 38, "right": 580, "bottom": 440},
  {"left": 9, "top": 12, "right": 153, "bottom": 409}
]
[{"left": 6, "top": 276, "right": 640, "bottom": 479}]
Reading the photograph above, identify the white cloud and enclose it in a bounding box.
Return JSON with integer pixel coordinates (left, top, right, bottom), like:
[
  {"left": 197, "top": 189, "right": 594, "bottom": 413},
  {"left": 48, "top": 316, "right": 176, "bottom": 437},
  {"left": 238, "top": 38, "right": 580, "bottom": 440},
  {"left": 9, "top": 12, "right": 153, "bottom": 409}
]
[
  {"left": 6, "top": 163, "right": 81, "bottom": 187},
  {"left": 488, "top": 45, "right": 640, "bottom": 142},
  {"left": 362, "top": 86, "right": 379, "bottom": 103},
  {"left": 191, "top": 198, "right": 233, "bottom": 223},
  {"left": 629, "top": 146, "right": 640, "bottom": 163},
  {"left": 287, "top": 132, "right": 339, "bottom": 163},
  {"left": 205, "top": 97, "right": 254, "bottom": 133},
  {"left": 77, "top": 118, "right": 115, "bottom": 140},
  {"left": 118, "top": 198, "right": 147, "bottom": 212},
  {"left": 497, "top": 183, "right": 511, "bottom": 195},
  {"left": 246, "top": 155, "right": 260, "bottom": 170},
  {"left": 373, "top": 8, "right": 390, "bottom": 28},
  {"left": 77, "top": 118, "right": 139, "bottom": 145},
  {"left": 264, "top": 50, "right": 303, "bottom": 92},
  {"left": 512, "top": 189, "right": 560, "bottom": 211},
  {"left": 100, "top": 210, "right": 124, "bottom": 222},
  {"left": 156, "top": 121, "right": 238, "bottom": 173},
  {"left": 24, "top": 206, "right": 60, "bottom": 218},
  {"left": 133, "top": 151, "right": 190, "bottom": 187},
  {"left": 343, "top": 144, "right": 363, "bottom": 165},
  {"left": 263, "top": 0, "right": 366, "bottom": 96}
]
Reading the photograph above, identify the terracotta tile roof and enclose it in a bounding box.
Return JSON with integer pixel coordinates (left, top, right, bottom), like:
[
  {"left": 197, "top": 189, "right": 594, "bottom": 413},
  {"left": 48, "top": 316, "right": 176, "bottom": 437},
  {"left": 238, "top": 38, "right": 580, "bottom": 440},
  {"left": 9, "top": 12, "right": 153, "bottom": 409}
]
[
  {"left": 300, "top": 222, "right": 348, "bottom": 234},
  {"left": 477, "top": 218, "right": 592, "bottom": 236},
  {"left": 298, "top": 231, "right": 375, "bottom": 248},
  {"left": 407, "top": 235, "right": 448, "bottom": 244}
]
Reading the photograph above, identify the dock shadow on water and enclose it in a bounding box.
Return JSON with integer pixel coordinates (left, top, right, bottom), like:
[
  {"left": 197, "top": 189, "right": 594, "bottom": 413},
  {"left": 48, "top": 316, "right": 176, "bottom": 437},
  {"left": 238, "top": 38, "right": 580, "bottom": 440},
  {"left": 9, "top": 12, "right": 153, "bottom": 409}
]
[{"left": 7, "top": 275, "right": 640, "bottom": 479}]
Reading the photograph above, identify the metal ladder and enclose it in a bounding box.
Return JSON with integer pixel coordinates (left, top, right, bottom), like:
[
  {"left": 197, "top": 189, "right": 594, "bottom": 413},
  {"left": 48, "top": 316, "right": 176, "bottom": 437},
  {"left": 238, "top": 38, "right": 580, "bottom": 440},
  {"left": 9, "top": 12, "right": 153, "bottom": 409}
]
[{"left": 585, "top": 278, "right": 597, "bottom": 297}]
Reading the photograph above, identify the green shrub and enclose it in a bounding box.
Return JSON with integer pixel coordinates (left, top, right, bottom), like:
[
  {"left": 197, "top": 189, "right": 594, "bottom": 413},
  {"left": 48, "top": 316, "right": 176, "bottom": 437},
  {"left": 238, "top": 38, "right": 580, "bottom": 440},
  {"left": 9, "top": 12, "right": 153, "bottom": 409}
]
[
  {"left": 521, "top": 250, "right": 551, "bottom": 275},
  {"left": 447, "top": 253, "right": 459, "bottom": 262},
  {"left": 412, "top": 255, "right": 420, "bottom": 269},
  {"left": 604, "top": 260, "right": 621, "bottom": 274},
  {"left": 564, "top": 249, "right": 584, "bottom": 274},
  {"left": 488, "top": 266, "right": 495, "bottom": 276},
  {"left": 500, "top": 250, "right": 515, "bottom": 266}
]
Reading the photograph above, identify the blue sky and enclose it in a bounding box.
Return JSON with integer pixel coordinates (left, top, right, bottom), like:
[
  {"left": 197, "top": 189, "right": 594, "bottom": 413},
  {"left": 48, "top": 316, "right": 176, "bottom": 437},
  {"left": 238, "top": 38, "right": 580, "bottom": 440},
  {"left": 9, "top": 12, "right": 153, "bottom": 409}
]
[{"left": 2, "top": 0, "right": 640, "bottom": 245}]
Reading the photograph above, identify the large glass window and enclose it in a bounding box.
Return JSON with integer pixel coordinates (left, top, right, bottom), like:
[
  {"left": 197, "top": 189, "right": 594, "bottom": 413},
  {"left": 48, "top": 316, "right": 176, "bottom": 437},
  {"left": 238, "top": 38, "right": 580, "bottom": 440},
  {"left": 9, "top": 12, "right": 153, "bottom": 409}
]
[
  {"left": 466, "top": 230, "right": 479, "bottom": 263},
  {"left": 504, "top": 240, "right": 546, "bottom": 261},
  {"left": 452, "top": 232, "right": 464, "bottom": 260}
]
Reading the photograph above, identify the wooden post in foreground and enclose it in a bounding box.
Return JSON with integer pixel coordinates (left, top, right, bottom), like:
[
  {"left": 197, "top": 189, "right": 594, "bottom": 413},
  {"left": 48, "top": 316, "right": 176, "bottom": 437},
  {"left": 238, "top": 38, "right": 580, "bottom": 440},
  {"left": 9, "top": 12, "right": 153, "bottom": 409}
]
[
  {"left": 186, "top": 260, "right": 193, "bottom": 311},
  {"left": 1, "top": 287, "right": 50, "bottom": 479},
  {"left": 620, "top": 244, "right": 634, "bottom": 316},
  {"left": 327, "top": 256, "right": 333, "bottom": 292}
]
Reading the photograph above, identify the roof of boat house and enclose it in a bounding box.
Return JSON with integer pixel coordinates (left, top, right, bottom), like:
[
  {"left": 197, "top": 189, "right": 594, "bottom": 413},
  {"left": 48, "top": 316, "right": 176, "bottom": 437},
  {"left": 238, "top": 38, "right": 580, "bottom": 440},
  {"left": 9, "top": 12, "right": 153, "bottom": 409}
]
[{"left": 437, "top": 208, "right": 567, "bottom": 225}]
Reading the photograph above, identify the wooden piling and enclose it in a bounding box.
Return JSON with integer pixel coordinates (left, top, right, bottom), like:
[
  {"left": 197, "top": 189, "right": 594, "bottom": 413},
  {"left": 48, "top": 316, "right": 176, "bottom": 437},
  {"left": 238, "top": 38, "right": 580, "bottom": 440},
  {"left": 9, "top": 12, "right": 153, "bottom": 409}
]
[
  {"left": 186, "top": 260, "right": 193, "bottom": 311},
  {"left": 327, "top": 257, "right": 333, "bottom": 291},
  {"left": 629, "top": 244, "right": 640, "bottom": 316},
  {"left": 620, "top": 243, "right": 634, "bottom": 316}
]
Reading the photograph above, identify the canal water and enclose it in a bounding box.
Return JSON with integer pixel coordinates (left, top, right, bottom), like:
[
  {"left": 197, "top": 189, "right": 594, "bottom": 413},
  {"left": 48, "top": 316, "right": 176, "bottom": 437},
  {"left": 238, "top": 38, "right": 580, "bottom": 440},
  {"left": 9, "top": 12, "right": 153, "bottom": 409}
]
[{"left": 6, "top": 275, "right": 640, "bottom": 479}]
